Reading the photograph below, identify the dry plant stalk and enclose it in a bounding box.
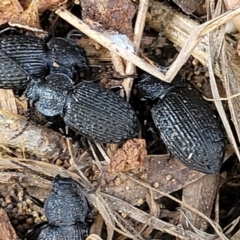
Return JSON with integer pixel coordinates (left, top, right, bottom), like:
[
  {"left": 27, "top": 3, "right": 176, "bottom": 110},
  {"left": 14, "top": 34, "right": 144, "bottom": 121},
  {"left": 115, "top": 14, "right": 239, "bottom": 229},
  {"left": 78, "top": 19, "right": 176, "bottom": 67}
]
[
  {"left": 224, "top": 0, "right": 240, "bottom": 31},
  {"left": 107, "top": 0, "right": 148, "bottom": 156},
  {"left": 56, "top": 4, "right": 240, "bottom": 82}
]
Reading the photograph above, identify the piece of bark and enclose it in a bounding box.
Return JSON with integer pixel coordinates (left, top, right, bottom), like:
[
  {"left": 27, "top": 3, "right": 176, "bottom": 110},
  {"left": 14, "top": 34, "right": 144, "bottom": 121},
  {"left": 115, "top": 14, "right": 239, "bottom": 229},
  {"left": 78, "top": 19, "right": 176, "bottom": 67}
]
[
  {"left": 0, "top": 90, "right": 18, "bottom": 114},
  {"left": 172, "top": 0, "right": 204, "bottom": 14},
  {"left": 0, "top": 109, "right": 70, "bottom": 160},
  {"left": 103, "top": 155, "right": 205, "bottom": 205},
  {"left": 81, "top": 0, "right": 137, "bottom": 35},
  {"left": 0, "top": 208, "right": 18, "bottom": 240},
  {"left": 221, "top": 39, "right": 240, "bottom": 147},
  {"left": 180, "top": 175, "right": 219, "bottom": 230}
]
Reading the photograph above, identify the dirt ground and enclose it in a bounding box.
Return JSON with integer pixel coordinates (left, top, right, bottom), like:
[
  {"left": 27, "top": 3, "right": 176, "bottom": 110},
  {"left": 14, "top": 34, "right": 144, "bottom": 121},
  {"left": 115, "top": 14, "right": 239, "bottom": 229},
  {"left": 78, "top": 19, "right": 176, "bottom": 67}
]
[{"left": 0, "top": 0, "right": 240, "bottom": 240}]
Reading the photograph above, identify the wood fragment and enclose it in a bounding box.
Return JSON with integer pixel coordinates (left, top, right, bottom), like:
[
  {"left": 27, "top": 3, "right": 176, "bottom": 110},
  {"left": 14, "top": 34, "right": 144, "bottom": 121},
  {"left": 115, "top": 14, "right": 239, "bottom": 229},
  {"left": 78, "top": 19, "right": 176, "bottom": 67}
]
[
  {"left": 180, "top": 175, "right": 219, "bottom": 230},
  {"left": 0, "top": 109, "right": 70, "bottom": 160},
  {"left": 0, "top": 208, "right": 18, "bottom": 240},
  {"left": 0, "top": 90, "right": 17, "bottom": 114}
]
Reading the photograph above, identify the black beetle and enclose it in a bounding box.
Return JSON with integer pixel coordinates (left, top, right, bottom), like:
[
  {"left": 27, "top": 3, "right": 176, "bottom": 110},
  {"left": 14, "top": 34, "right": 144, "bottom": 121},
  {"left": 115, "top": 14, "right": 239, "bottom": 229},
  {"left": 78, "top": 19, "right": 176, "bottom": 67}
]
[
  {"left": 0, "top": 34, "right": 88, "bottom": 89},
  {"left": 138, "top": 73, "right": 225, "bottom": 174},
  {"left": 26, "top": 174, "right": 90, "bottom": 240},
  {"left": 25, "top": 73, "right": 139, "bottom": 143}
]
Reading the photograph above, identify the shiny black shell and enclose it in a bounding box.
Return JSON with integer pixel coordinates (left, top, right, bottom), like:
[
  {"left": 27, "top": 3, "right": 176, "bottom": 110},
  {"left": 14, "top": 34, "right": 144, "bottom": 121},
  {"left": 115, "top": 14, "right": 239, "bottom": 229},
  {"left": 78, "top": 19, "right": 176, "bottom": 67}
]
[
  {"left": 48, "top": 37, "right": 88, "bottom": 77},
  {"left": 37, "top": 224, "right": 88, "bottom": 240},
  {"left": 0, "top": 35, "right": 48, "bottom": 89},
  {"left": 26, "top": 175, "right": 90, "bottom": 240},
  {"left": 64, "top": 80, "right": 139, "bottom": 143},
  {"left": 25, "top": 73, "right": 139, "bottom": 143},
  {"left": 44, "top": 175, "right": 89, "bottom": 225},
  {"left": 138, "top": 74, "right": 225, "bottom": 174},
  {"left": 0, "top": 34, "right": 88, "bottom": 89}
]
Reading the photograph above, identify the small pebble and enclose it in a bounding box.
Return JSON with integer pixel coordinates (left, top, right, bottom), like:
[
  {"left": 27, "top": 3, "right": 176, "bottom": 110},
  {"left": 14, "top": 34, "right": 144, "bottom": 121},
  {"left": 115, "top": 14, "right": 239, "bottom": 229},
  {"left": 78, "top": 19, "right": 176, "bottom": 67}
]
[
  {"left": 26, "top": 218, "right": 33, "bottom": 225},
  {"left": 9, "top": 189, "right": 16, "bottom": 197},
  {"left": 17, "top": 215, "right": 25, "bottom": 221},
  {"left": 18, "top": 208, "right": 24, "bottom": 214},
  {"left": 32, "top": 211, "right": 39, "bottom": 218},
  {"left": 41, "top": 157, "right": 49, "bottom": 162},
  {"left": 17, "top": 189, "right": 24, "bottom": 201},
  {"left": 17, "top": 202, "right": 23, "bottom": 208},
  {"left": 12, "top": 219, "right": 19, "bottom": 225},
  {"left": 16, "top": 224, "right": 24, "bottom": 231},
  {"left": 34, "top": 217, "right": 42, "bottom": 224},
  {"left": 26, "top": 198, "right": 33, "bottom": 206},
  {"left": 41, "top": 215, "right": 47, "bottom": 221},
  {"left": 63, "top": 161, "right": 71, "bottom": 168},
  {"left": 22, "top": 223, "right": 30, "bottom": 229},
  {"left": 12, "top": 207, "right": 17, "bottom": 213},
  {"left": 192, "top": 58, "right": 199, "bottom": 66},
  {"left": 6, "top": 204, "right": 13, "bottom": 210},
  {"left": 26, "top": 208, "right": 32, "bottom": 214},
  {"left": 5, "top": 195, "right": 12, "bottom": 204},
  {"left": 56, "top": 159, "right": 63, "bottom": 166}
]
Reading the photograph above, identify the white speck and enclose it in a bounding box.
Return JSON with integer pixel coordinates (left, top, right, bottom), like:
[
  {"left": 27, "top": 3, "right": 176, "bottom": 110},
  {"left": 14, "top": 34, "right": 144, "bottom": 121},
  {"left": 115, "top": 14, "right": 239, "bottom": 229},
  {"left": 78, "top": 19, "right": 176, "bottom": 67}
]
[{"left": 188, "top": 153, "right": 193, "bottom": 160}]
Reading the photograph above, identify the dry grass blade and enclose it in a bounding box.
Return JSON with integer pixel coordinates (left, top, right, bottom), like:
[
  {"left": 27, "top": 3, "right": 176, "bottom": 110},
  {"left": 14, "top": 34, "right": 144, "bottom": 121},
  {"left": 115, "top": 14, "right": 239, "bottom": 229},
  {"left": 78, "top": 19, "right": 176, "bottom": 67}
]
[
  {"left": 55, "top": 8, "right": 166, "bottom": 81},
  {"left": 128, "top": 175, "right": 227, "bottom": 239},
  {"left": 86, "top": 234, "right": 104, "bottom": 240},
  {"left": 0, "top": 158, "right": 83, "bottom": 182},
  {"left": 87, "top": 193, "right": 136, "bottom": 240},
  {"left": 179, "top": 209, "right": 215, "bottom": 240},
  {"left": 165, "top": 3, "right": 240, "bottom": 81},
  {"left": 122, "top": 0, "right": 149, "bottom": 101},
  {"left": 101, "top": 192, "right": 204, "bottom": 240},
  {"left": 55, "top": 5, "right": 240, "bottom": 82},
  {"left": 206, "top": 3, "right": 240, "bottom": 160}
]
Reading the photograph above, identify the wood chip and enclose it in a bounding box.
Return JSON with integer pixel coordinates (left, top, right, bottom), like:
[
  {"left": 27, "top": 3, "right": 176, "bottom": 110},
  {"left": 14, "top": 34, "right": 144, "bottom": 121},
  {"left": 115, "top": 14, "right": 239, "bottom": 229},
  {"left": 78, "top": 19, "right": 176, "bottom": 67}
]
[{"left": 0, "top": 208, "right": 18, "bottom": 240}]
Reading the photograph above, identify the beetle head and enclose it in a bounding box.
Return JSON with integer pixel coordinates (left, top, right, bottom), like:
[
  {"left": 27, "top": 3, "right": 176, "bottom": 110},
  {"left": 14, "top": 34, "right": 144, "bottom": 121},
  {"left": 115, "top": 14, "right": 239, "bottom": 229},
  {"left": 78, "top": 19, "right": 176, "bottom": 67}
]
[
  {"left": 138, "top": 73, "right": 174, "bottom": 100},
  {"left": 24, "top": 78, "right": 42, "bottom": 102},
  {"left": 52, "top": 174, "right": 78, "bottom": 196}
]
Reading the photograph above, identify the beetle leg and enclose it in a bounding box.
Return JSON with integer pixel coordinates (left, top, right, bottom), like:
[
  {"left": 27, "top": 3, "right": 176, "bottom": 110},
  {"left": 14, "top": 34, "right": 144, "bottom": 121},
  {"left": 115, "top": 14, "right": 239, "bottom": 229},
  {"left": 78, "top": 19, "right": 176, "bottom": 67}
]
[
  {"left": 14, "top": 178, "right": 45, "bottom": 208},
  {"left": 24, "top": 221, "right": 48, "bottom": 240}
]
